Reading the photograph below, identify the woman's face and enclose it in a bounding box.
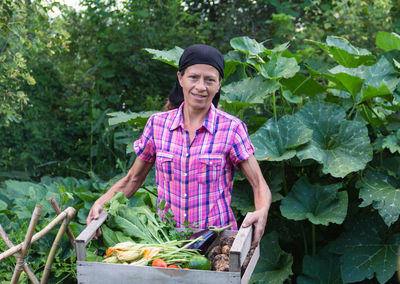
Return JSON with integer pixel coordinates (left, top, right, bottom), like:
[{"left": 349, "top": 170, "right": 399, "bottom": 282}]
[{"left": 177, "top": 64, "right": 221, "bottom": 112}]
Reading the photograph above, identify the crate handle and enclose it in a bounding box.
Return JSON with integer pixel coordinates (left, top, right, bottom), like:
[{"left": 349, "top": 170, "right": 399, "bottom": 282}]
[
  {"left": 229, "top": 212, "right": 253, "bottom": 272},
  {"left": 75, "top": 210, "right": 108, "bottom": 261}
]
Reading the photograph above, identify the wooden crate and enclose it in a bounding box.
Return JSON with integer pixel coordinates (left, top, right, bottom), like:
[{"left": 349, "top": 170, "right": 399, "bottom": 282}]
[{"left": 75, "top": 212, "right": 260, "bottom": 284}]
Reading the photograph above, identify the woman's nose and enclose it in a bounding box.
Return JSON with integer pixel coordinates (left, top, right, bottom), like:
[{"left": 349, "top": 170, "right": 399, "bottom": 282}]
[{"left": 195, "top": 78, "right": 207, "bottom": 90}]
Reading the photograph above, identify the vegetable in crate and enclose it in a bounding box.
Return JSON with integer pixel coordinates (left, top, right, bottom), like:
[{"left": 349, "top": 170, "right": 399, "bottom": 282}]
[
  {"left": 102, "top": 238, "right": 205, "bottom": 268},
  {"left": 102, "top": 192, "right": 185, "bottom": 246},
  {"left": 188, "top": 255, "right": 211, "bottom": 270},
  {"left": 185, "top": 224, "right": 233, "bottom": 254}
]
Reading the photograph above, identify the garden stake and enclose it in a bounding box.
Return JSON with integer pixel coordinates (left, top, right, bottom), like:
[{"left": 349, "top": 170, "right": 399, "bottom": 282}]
[
  {"left": 11, "top": 205, "right": 42, "bottom": 284},
  {"left": 0, "top": 225, "right": 39, "bottom": 284},
  {"left": 41, "top": 207, "right": 76, "bottom": 284},
  {"left": 49, "top": 197, "right": 76, "bottom": 247},
  {"left": 0, "top": 207, "right": 76, "bottom": 261}
]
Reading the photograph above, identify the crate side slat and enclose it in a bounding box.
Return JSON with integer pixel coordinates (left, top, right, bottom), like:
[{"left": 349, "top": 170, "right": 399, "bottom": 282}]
[
  {"left": 229, "top": 213, "right": 253, "bottom": 271},
  {"left": 241, "top": 245, "right": 260, "bottom": 284},
  {"left": 76, "top": 211, "right": 108, "bottom": 246},
  {"left": 77, "top": 261, "right": 240, "bottom": 284}
]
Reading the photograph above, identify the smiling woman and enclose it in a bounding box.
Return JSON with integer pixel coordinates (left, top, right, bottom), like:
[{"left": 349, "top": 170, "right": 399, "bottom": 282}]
[
  {"left": 178, "top": 64, "right": 221, "bottom": 113},
  {"left": 87, "top": 44, "right": 272, "bottom": 248}
]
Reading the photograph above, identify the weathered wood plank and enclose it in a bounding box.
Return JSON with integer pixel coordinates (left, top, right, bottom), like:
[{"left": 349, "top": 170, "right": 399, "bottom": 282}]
[
  {"left": 77, "top": 261, "right": 241, "bottom": 284},
  {"left": 241, "top": 245, "right": 260, "bottom": 284},
  {"left": 75, "top": 211, "right": 108, "bottom": 261},
  {"left": 229, "top": 213, "right": 253, "bottom": 272},
  {"left": 75, "top": 211, "right": 108, "bottom": 245}
]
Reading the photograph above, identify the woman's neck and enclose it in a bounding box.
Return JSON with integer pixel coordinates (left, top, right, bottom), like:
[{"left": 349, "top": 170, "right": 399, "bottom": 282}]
[{"left": 182, "top": 104, "right": 210, "bottom": 131}]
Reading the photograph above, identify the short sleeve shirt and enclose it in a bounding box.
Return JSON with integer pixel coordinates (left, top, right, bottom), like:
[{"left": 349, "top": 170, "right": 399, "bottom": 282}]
[{"left": 134, "top": 102, "right": 255, "bottom": 230}]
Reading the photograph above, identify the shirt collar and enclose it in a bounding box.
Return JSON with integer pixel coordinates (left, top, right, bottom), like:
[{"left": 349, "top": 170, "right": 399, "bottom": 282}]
[{"left": 169, "top": 102, "right": 216, "bottom": 135}]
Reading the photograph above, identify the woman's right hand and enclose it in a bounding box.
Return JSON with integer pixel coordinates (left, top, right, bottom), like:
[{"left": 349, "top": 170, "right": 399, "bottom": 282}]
[{"left": 86, "top": 202, "right": 104, "bottom": 239}]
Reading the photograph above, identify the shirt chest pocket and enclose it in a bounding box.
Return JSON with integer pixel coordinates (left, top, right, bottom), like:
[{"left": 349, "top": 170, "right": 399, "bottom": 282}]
[
  {"left": 156, "top": 151, "right": 174, "bottom": 181},
  {"left": 197, "top": 154, "right": 223, "bottom": 184}
]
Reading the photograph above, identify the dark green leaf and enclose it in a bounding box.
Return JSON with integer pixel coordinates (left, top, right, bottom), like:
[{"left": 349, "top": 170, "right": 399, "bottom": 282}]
[
  {"left": 357, "top": 169, "right": 400, "bottom": 226},
  {"left": 295, "top": 101, "right": 373, "bottom": 178},
  {"left": 251, "top": 231, "right": 293, "bottom": 284},
  {"left": 297, "top": 251, "right": 342, "bottom": 284},
  {"left": 280, "top": 177, "right": 347, "bottom": 225},
  {"left": 251, "top": 115, "right": 313, "bottom": 161},
  {"left": 328, "top": 211, "right": 400, "bottom": 283},
  {"left": 280, "top": 73, "right": 325, "bottom": 98}
]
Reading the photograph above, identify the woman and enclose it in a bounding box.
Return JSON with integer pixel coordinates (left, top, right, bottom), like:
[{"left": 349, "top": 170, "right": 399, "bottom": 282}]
[{"left": 87, "top": 44, "right": 271, "bottom": 246}]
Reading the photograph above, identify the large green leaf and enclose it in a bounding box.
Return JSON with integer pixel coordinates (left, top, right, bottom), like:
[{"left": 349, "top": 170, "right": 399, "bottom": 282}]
[
  {"left": 357, "top": 169, "right": 400, "bottom": 226},
  {"left": 309, "top": 36, "right": 375, "bottom": 67},
  {"left": 329, "top": 57, "right": 400, "bottom": 103},
  {"left": 295, "top": 101, "right": 373, "bottom": 178},
  {"left": 0, "top": 199, "right": 7, "bottom": 210},
  {"left": 221, "top": 76, "right": 279, "bottom": 104},
  {"left": 376, "top": 31, "right": 400, "bottom": 51},
  {"left": 382, "top": 129, "right": 400, "bottom": 154},
  {"left": 328, "top": 211, "right": 400, "bottom": 283},
  {"left": 250, "top": 231, "right": 293, "bottom": 284},
  {"left": 108, "top": 110, "right": 158, "bottom": 127},
  {"left": 280, "top": 177, "right": 347, "bottom": 225},
  {"left": 259, "top": 55, "right": 299, "bottom": 79},
  {"left": 143, "top": 46, "right": 183, "bottom": 68},
  {"left": 297, "top": 251, "right": 342, "bottom": 284},
  {"left": 280, "top": 73, "right": 325, "bottom": 98},
  {"left": 251, "top": 115, "right": 313, "bottom": 161},
  {"left": 230, "top": 36, "right": 266, "bottom": 56}
]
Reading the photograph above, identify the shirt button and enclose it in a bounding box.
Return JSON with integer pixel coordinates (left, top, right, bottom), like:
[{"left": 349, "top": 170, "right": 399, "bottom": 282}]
[
  {"left": 184, "top": 173, "right": 188, "bottom": 176},
  {"left": 186, "top": 153, "right": 189, "bottom": 157},
  {"left": 184, "top": 193, "right": 187, "bottom": 197},
  {"left": 184, "top": 213, "right": 187, "bottom": 217},
  {"left": 210, "top": 161, "right": 213, "bottom": 165}
]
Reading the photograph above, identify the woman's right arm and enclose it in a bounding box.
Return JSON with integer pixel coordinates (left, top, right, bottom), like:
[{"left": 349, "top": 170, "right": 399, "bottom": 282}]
[{"left": 86, "top": 157, "right": 155, "bottom": 226}]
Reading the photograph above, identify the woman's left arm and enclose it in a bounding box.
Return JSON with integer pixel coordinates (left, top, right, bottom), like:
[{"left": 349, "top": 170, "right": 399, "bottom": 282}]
[{"left": 238, "top": 155, "right": 272, "bottom": 247}]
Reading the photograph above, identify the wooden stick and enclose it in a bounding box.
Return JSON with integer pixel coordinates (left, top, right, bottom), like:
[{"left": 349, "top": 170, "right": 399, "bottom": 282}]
[
  {"left": 49, "top": 197, "right": 76, "bottom": 247},
  {"left": 41, "top": 207, "right": 76, "bottom": 284},
  {"left": 0, "top": 225, "right": 39, "bottom": 284},
  {"left": 0, "top": 207, "right": 76, "bottom": 261},
  {"left": 11, "top": 205, "right": 42, "bottom": 284}
]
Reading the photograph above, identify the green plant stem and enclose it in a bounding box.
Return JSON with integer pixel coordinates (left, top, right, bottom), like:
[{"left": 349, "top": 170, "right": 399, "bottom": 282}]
[
  {"left": 273, "top": 90, "right": 278, "bottom": 118},
  {"left": 312, "top": 223, "right": 316, "bottom": 256},
  {"left": 300, "top": 223, "right": 308, "bottom": 255},
  {"left": 281, "top": 162, "right": 288, "bottom": 196},
  {"left": 347, "top": 103, "right": 357, "bottom": 120}
]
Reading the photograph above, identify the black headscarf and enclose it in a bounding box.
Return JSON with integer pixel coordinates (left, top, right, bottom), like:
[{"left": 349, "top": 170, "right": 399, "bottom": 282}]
[{"left": 168, "top": 44, "right": 225, "bottom": 109}]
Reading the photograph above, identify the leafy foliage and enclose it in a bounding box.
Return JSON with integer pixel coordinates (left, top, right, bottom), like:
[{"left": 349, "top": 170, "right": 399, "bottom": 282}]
[
  {"left": 1, "top": 1, "right": 400, "bottom": 283},
  {"left": 295, "top": 101, "right": 373, "bottom": 178},
  {"left": 250, "top": 231, "right": 294, "bottom": 284},
  {"left": 251, "top": 115, "right": 312, "bottom": 161},
  {"left": 357, "top": 168, "right": 400, "bottom": 226},
  {"left": 328, "top": 211, "right": 400, "bottom": 283},
  {"left": 280, "top": 177, "right": 347, "bottom": 226}
]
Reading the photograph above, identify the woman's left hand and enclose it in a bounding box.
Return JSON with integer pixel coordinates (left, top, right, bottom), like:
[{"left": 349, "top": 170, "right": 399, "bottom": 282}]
[{"left": 241, "top": 207, "right": 268, "bottom": 247}]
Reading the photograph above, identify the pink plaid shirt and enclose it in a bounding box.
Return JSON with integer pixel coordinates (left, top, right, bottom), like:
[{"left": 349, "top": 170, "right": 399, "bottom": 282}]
[{"left": 134, "top": 103, "right": 255, "bottom": 230}]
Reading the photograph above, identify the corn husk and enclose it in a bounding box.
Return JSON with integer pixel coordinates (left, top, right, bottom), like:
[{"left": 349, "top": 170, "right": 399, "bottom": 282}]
[{"left": 116, "top": 250, "right": 143, "bottom": 262}]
